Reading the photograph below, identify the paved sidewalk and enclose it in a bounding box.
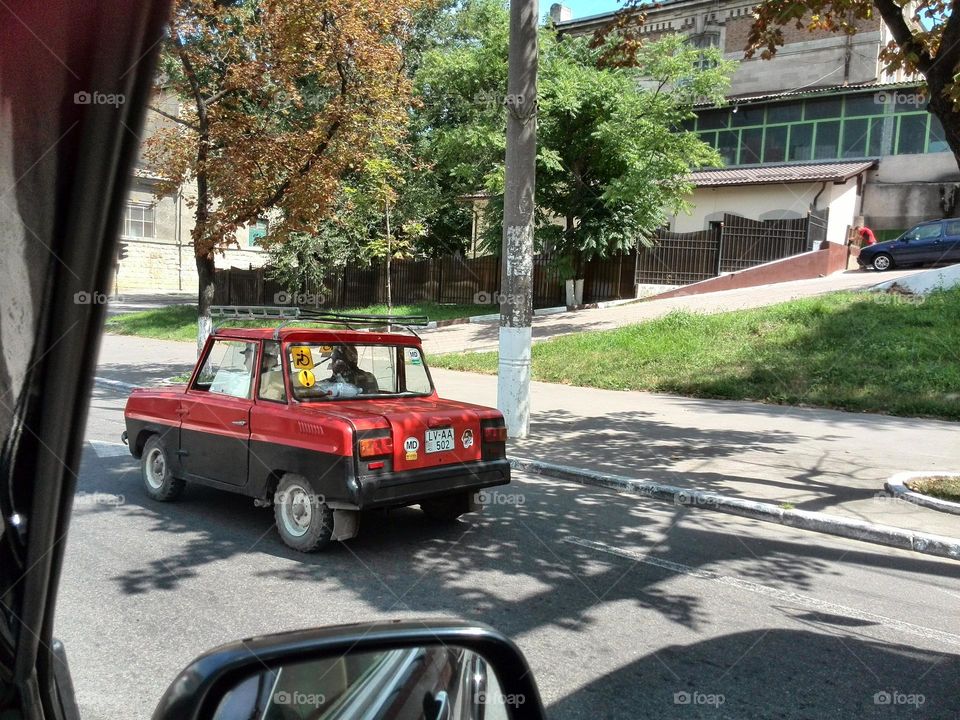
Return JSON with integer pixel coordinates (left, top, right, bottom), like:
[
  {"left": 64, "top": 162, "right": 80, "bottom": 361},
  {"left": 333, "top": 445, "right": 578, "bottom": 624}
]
[
  {"left": 431, "top": 369, "right": 960, "bottom": 540},
  {"left": 95, "top": 333, "right": 960, "bottom": 541},
  {"left": 420, "top": 268, "right": 922, "bottom": 355}
]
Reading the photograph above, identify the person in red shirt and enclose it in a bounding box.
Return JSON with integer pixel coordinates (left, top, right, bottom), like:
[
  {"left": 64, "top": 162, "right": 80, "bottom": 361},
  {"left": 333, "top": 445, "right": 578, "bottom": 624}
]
[{"left": 855, "top": 224, "right": 877, "bottom": 246}]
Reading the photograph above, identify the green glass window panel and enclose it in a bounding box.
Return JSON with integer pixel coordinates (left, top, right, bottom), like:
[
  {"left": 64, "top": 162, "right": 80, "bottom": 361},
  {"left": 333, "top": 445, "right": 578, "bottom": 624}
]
[
  {"left": 893, "top": 89, "right": 926, "bottom": 113},
  {"left": 805, "top": 97, "right": 843, "bottom": 120},
  {"left": 739, "top": 127, "right": 764, "bottom": 163},
  {"left": 698, "top": 130, "right": 717, "bottom": 148},
  {"left": 788, "top": 124, "right": 813, "bottom": 161},
  {"left": 813, "top": 120, "right": 841, "bottom": 159},
  {"left": 679, "top": 118, "right": 695, "bottom": 132},
  {"left": 698, "top": 108, "right": 730, "bottom": 130},
  {"left": 841, "top": 118, "right": 869, "bottom": 158},
  {"left": 897, "top": 114, "right": 927, "bottom": 154},
  {"left": 763, "top": 125, "right": 788, "bottom": 162},
  {"left": 928, "top": 115, "right": 949, "bottom": 153},
  {"left": 844, "top": 93, "right": 884, "bottom": 117},
  {"left": 868, "top": 117, "right": 887, "bottom": 156},
  {"left": 731, "top": 105, "right": 765, "bottom": 127},
  {"left": 767, "top": 102, "right": 802, "bottom": 123},
  {"left": 717, "top": 129, "right": 739, "bottom": 164}
]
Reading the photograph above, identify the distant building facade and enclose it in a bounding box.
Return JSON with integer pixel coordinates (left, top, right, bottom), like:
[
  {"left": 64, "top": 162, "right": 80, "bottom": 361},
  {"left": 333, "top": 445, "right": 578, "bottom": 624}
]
[
  {"left": 554, "top": 1, "right": 957, "bottom": 244},
  {"left": 116, "top": 89, "right": 268, "bottom": 293}
]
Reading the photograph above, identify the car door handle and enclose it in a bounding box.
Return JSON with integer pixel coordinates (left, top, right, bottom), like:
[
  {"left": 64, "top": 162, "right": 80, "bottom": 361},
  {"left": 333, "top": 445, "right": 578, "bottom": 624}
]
[{"left": 231, "top": 419, "right": 247, "bottom": 426}]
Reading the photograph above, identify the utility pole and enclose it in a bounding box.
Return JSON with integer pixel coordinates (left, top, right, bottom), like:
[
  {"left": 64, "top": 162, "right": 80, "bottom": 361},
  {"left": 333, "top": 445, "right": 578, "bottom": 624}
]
[{"left": 497, "top": 0, "right": 538, "bottom": 438}]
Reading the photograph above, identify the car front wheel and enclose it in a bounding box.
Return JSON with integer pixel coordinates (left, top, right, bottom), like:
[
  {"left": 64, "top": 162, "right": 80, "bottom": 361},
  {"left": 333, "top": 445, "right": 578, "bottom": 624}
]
[
  {"left": 141, "top": 435, "right": 185, "bottom": 501},
  {"left": 273, "top": 473, "right": 334, "bottom": 552},
  {"left": 871, "top": 253, "right": 893, "bottom": 271}
]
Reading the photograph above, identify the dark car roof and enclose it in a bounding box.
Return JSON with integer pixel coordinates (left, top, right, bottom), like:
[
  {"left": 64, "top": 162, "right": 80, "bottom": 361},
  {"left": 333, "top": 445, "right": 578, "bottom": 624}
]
[{"left": 214, "top": 327, "right": 422, "bottom": 346}]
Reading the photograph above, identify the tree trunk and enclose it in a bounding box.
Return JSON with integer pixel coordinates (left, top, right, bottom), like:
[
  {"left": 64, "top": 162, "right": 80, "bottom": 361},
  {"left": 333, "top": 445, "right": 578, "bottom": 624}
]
[
  {"left": 926, "top": 79, "right": 960, "bottom": 217},
  {"left": 385, "top": 199, "right": 393, "bottom": 312},
  {"left": 196, "top": 252, "right": 215, "bottom": 355}
]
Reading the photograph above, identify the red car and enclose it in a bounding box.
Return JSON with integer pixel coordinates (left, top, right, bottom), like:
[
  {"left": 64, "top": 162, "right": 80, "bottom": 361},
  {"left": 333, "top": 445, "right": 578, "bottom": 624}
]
[{"left": 122, "top": 316, "right": 510, "bottom": 552}]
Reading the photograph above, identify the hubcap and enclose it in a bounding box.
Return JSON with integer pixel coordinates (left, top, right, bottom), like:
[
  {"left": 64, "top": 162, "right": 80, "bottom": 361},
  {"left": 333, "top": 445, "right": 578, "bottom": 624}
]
[
  {"left": 875, "top": 255, "right": 890, "bottom": 270},
  {"left": 145, "top": 448, "right": 165, "bottom": 489},
  {"left": 280, "top": 484, "right": 314, "bottom": 538}
]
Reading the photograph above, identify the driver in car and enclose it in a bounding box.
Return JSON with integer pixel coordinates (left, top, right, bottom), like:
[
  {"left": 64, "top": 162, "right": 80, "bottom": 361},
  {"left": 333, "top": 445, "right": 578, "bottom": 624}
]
[{"left": 328, "top": 345, "right": 378, "bottom": 394}]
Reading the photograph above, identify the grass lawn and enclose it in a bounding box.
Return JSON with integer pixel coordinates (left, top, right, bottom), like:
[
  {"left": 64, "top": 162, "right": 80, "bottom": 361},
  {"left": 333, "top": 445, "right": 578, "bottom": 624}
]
[
  {"left": 906, "top": 475, "right": 960, "bottom": 503},
  {"left": 105, "top": 302, "right": 489, "bottom": 343},
  {"left": 431, "top": 288, "right": 960, "bottom": 420}
]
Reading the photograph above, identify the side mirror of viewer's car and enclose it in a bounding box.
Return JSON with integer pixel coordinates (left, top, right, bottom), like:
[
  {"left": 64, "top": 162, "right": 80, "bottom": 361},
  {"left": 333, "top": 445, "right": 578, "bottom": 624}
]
[{"left": 152, "top": 620, "right": 546, "bottom": 720}]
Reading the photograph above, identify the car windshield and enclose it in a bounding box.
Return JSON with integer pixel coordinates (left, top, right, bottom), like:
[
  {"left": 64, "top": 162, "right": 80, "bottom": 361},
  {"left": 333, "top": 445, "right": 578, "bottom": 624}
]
[{"left": 286, "top": 342, "right": 432, "bottom": 401}]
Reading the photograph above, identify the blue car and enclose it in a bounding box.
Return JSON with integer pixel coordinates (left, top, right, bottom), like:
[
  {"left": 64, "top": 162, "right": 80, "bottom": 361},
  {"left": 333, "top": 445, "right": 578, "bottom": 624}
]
[{"left": 859, "top": 219, "right": 960, "bottom": 271}]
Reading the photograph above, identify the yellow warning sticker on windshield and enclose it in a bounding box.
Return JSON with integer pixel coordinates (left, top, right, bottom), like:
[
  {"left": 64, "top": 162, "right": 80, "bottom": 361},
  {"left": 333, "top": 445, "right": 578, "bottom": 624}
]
[
  {"left": 290, "top": 346, "right": 314, "bottom": 370},
  {"left": 297, "top": 369, "right": 316, "bottom": 388},
  {"left": 319, "top": 345, "right": 333, "bottom": 354}
]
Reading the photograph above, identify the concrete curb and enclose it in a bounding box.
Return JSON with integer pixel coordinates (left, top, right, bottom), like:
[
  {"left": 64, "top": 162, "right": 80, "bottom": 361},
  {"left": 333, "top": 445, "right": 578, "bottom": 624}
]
[
  {"left": 885, "top": 471, "right": 960, "bottom": 516},
  {"left": 511, "top": 457, "right": 960, "bottom": 562},
  {"left": 94, "top": 376, "right": 138, "bottom": 392}
]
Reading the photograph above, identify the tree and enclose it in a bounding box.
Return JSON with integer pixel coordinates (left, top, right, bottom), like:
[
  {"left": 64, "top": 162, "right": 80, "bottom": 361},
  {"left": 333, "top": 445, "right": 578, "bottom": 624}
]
[
  {"left": 409, "top": 0, "right": 732, "bottom": 275},
  {"left": 746, "top": 0, "right": 960, "bottom": 171},
  {"left": 144, "top": 0, "right": 423, "bottom": 348}
]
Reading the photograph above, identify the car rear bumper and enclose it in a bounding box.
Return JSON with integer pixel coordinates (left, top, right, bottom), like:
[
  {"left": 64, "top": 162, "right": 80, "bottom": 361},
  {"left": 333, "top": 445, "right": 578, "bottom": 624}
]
[{"left": 357, "top": 458, "right": 510, "bottom": 509}]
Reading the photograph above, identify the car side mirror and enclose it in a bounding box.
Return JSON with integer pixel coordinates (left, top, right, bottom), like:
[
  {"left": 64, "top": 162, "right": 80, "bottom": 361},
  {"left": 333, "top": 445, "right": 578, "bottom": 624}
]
[{"left": 152, "top": 620, "right": 546, "bottom": 720}]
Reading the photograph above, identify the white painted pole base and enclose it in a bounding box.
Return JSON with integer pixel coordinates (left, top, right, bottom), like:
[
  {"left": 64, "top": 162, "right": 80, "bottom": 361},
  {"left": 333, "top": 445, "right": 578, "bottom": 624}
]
[{"left": 497, "top": 325, "right": 532, "bottom": 438}]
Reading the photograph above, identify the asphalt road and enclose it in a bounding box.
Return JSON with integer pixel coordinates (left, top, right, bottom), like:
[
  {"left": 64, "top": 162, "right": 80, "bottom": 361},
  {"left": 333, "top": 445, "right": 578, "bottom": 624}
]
[{"left": 55, "top": 386, "right": 960, "bottom": 719}]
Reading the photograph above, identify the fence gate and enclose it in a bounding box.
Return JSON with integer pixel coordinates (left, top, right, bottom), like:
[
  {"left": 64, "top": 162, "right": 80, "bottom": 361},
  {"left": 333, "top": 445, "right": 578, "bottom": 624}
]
[
  {"left": 719, "top": 214, "right": 809, "bottom": 272},
  {"left": 635, "top": 228, "right": 720, "bottom": 285}
]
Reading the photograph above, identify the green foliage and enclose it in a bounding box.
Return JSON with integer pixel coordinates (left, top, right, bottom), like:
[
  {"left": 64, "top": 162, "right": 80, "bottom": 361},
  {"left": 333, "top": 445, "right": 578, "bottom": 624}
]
[{"left": 410, "top": 0, "right": 732, "bottom": 271}]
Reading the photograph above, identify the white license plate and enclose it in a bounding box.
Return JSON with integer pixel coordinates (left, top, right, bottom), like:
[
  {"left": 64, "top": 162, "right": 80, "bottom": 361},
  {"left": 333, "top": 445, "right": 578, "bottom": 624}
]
[{"left": 425, "top": 428, "right": 455, "bottom": 454}]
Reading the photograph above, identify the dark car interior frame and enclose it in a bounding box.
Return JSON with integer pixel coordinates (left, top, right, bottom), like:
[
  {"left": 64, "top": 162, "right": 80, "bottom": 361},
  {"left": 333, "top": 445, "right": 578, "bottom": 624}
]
[{"left": 0, "top": 1, "right": 172, "bottom": 717}]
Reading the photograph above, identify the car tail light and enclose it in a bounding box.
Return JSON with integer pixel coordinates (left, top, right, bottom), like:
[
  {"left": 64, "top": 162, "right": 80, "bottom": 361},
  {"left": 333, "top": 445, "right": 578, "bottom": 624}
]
[
  {"left": 359, "top": 437, "right": 392, "bottom": 458},
  {"left": 483, "top": 426, "right": 508, "bottom": 443}
]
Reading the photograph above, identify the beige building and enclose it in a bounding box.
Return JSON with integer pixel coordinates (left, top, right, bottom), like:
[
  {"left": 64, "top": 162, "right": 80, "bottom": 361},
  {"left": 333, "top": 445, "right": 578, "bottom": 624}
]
[
  {"left": 555, "top": 2, "right": 957, "bottom": 244},
  {"left": 116, "top": 90, "right": 268, "bottom": 293}
]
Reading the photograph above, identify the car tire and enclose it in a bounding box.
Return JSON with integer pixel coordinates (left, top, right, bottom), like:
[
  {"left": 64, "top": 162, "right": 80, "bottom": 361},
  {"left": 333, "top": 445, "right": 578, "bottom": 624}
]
[
  {"left": 420, "top": 492, "right": 470, "bottom": 522},
  {"left": 871, "top": 253, "right": 893, "bottom": 271},
  {"left": 141, "top": 435, "right": 185, "bottom": 501},
  {"left": 273, "top": 473, "right": 334, "bottom": 552}
]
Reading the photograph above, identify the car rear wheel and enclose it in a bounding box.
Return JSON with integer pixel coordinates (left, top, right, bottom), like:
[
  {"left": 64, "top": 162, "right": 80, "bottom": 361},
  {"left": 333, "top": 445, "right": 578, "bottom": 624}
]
[
  {"left": 871, "top": 253, "right": 893, "bottom": 271},
  {"left": 141, "top": 435, "right": 185, "bottom": 501},
  {"left": 274, "top": 473, "right": 334, "bottom": 552},
  {"left": 421, "top": 492, "right": 470, "bottom": 522}
]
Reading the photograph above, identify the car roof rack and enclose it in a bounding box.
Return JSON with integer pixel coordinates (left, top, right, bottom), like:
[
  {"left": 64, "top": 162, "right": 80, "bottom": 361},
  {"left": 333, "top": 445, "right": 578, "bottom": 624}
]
[{"left": 208, "top": 305, "right": 430, "bottom": 339}]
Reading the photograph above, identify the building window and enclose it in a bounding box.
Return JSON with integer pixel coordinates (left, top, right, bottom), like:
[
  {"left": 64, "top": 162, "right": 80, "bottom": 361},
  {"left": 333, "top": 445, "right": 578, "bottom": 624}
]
[
  {"left": 691, "top": 88, "right": 943, "bottom": 166},
  {"left": 248, "top": 218, "right": 268, "bottom": 246},
  {"left": 123, "top": 203, "right": 155, "bottom": 238},
  {"left": 896, "top": 115, "right": 928, "bottom": 154}
]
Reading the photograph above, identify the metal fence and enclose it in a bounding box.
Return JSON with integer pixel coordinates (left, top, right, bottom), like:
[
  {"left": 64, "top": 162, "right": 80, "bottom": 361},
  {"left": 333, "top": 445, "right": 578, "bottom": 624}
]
[{"left": 216, "top": 214, "right": 823, "bottom": 309}]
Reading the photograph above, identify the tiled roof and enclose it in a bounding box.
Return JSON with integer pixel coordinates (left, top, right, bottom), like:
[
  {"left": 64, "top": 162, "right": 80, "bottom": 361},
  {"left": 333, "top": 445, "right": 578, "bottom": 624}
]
[{"left": 690, "top": 160, "right": 877, "bottom": 187}]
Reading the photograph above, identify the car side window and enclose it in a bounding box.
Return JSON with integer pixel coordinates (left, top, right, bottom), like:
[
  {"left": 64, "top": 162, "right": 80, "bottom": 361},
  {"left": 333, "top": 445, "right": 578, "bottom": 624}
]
[
  {"left": 193, "top": 339, "right": 257, "bottom": 399},
  {"left": 945, "top": 221, "right": 960, "bottom": 237},
  {"left": 914, "top": 223, "right": 943, "bottom": 240},
  {"left": 257, "top": 340, "right": 286, "bottom": 403}
]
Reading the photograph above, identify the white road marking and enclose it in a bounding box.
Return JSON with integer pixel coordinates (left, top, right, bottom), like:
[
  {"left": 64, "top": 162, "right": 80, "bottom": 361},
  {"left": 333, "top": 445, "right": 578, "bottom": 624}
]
[
  {"left": 564, "top": 535, "right": 960, "bottom": 650},
  {"left": 87, "top": 440, "right": 131, "bottom": 458}
]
